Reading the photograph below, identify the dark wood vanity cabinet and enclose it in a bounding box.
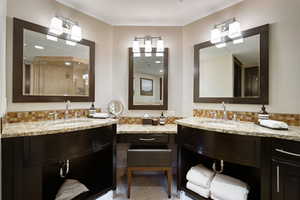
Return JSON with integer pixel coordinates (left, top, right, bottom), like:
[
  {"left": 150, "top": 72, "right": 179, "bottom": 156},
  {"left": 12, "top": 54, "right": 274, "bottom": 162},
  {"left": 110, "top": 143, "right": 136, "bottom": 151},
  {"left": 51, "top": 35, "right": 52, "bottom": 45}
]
[
  {"left": 2, "top": 125, "right": 117, "bottom": 200},
  {"left": 177, "top": 125, "right": 300, "bottom": 200},
  {"left": 271, "top": 139, "right": 300, "bottom": 200}
]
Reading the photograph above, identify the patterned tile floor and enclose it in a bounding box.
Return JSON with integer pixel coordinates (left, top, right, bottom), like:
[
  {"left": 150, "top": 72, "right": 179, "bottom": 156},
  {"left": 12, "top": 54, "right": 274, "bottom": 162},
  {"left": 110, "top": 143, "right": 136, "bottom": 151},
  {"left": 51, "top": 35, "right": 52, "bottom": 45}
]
[{"left": 114, "top": 168, "right": 181, "bottom": 200}]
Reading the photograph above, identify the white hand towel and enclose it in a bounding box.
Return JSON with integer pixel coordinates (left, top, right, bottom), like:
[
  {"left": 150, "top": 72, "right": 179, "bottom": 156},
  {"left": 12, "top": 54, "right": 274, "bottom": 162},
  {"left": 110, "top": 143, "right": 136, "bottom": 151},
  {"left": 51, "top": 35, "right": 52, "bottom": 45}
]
[
  {"left": 55, "top": 179, "right": 89, "bottom": 200},
  {"left": 186, "top": 182, "right": 210, "bottom": 198},
  {"left": 92, "top": 112, "right": 110, "bottom": 119},
  {"left": 186, "top": 164, "right": 215, "bottom": 188},
  {"left": 259, "top": 119, "right": 288, "bottom": 129},
  {"left": 210, "top": 174, "right": 249, "bottom": 200}
]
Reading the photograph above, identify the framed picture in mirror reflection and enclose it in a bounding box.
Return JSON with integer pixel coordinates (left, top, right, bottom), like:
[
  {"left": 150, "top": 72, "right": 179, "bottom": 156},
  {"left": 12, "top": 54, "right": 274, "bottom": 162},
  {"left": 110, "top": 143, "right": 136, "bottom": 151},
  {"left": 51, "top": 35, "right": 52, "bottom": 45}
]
[{"left": 140, "top": 78, "right": 153, "bottom": 96}]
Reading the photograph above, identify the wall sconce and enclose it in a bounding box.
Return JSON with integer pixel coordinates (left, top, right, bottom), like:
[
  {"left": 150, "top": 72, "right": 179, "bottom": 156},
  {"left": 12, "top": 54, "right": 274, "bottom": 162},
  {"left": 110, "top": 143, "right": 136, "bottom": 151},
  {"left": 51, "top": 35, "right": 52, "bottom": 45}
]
[
  {"left": 210, "top": 18, "right": 243, "bottom": 48},
  {"left": 48, "top": 16, "right": 82, "bottom": 45},
  {"left": 132, "top": 36, "right": 164, "bottom": 57}
]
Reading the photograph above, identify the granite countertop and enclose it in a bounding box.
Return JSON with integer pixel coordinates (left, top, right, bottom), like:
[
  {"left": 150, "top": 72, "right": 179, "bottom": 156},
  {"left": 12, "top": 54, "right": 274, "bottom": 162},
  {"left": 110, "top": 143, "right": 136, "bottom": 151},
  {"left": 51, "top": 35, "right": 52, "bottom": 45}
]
[
  {"left": 117, "top": 124, "right": 177, "bottom": 134},
  {"left": 1, "top": 118, "right": 118, "bottom": 138},
  {"left": 176, "top": 117, "right": 300, "bottom": 142}
]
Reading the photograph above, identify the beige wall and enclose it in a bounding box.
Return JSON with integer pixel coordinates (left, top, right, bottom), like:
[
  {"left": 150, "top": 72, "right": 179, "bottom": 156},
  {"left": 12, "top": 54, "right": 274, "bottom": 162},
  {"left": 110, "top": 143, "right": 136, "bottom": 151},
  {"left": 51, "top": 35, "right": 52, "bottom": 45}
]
[
  {"left": 6, "top": 0, "right": 114, "bottom": 111},
  {"left": 0, "top": 0, "right": 6, "bottom": 117},
  {"left": 182, "top": 0, "right": 300, "bottom": 116},
  {"left": 112, "top": 26, "right": 183, "bottom": 117}
]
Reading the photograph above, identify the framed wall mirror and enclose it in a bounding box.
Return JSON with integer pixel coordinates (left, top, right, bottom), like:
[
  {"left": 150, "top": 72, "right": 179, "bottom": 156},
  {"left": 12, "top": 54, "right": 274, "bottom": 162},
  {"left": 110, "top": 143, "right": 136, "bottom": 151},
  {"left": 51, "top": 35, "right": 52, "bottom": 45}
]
[
  {"left": 13, "top": 18, "right": 95, "bottom": 102},
  {"left": 194, "top": 24, "right": 269, "bottom": 104},
  {"left": 128, "top": 48, "right": 168, "bottom": 110}
]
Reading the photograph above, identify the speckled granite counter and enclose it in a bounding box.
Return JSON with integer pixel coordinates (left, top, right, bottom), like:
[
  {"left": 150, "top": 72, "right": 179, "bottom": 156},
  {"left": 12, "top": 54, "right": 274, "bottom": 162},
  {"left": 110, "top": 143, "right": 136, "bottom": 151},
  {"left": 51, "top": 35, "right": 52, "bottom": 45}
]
[
  {"left": 176, "top": 117, "right": 300, "bottom": 142},
  {"left": 1, "top": 118, "right": 118, "bottom": 138},
  {"left": 117, "top": 124, "right": 177, "bottom": 134}
]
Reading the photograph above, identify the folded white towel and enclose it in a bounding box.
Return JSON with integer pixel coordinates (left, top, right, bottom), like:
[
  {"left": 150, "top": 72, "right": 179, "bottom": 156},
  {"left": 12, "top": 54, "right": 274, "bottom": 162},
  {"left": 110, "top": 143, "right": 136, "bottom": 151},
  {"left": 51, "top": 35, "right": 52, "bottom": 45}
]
[
  {"left": 186, "top": 164, "right": 215, "bottom": 189},
  {"left": 259, "top": 119, "right": 288, "bottom": 129},
  {"left": 92, "top": 112, "right": 110, "bottom": 119},
  {"left": 55, "top": 179, "right": 89, "bottom": 200},
  {"left": 186, "top": 182, "right": 210, "bottom": 198},
  {"left": 210, "top": 174, "right": 249, "bottom": 200}
]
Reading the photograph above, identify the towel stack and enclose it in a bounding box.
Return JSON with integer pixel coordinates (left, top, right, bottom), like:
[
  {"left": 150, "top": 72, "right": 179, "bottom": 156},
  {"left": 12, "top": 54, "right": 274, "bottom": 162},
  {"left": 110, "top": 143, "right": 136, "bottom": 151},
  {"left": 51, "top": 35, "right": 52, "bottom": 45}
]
[
  {"left": 210, "top": 174, "right": 249, "bottom": 200},
  {"left": 186, "top": 164, "right": 215, "bottom": 198},
  {"left": 186, "top": 164, "right": 249, "bottom": 200}
]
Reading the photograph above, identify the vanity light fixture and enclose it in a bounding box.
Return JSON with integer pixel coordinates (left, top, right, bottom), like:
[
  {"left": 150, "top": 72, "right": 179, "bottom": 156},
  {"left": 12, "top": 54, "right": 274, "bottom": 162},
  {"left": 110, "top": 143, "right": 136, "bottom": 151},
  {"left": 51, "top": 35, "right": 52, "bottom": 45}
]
[
  {"left": 210, "top": 18, "right": 243, "bottom": 48},
  {"left": 49, "top": 16, "right": 82, "bottom": 43},
  {"left": 132, "top": 35, "right": 164, "bottom": 57}
]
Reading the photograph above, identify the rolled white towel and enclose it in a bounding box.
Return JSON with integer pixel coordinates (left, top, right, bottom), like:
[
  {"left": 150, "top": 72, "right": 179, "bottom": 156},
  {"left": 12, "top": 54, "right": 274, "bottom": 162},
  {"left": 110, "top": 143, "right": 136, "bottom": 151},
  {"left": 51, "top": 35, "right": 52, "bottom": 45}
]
[
  {"left": 186, "top": 182, "right": 210, "bottom": 198},
  {"left": 55, "top": 179, "right": 89, "bottom": 200},
  {"left": 259, "top": 119, "right": 288, "bottom": 129},
  {"left": 186, "top": 164, "right": 215, "bottom": 189},
  {"left": 210, "top": 174, "right": 249, "bottom": 200},
  {"left": 92, "top": 112, "right": 110, "bottom": 119}
]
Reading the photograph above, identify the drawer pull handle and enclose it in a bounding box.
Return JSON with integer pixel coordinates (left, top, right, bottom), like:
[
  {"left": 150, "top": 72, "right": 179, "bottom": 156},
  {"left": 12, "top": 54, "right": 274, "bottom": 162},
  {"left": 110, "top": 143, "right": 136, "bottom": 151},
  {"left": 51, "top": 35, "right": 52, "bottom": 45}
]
[
  {"left": 139, "top": 138, "right": 156, "bottom": 141},
  {"left": 277, "top": 165, "right": 280, "bottom": 193},
  {"left": 276, "top": 148, "right": 300, "bottom": 157}
]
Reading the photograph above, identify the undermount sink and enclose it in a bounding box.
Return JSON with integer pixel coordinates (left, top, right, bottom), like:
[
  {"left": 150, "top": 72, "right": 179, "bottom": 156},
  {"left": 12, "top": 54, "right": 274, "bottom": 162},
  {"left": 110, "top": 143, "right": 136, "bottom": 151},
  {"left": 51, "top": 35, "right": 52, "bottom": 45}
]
[
  {"left": 43, "top": 119, "right": 92, "bottom": 128},
  {"left": 198, "top": 119, "right": 240, "bottom": 129}
]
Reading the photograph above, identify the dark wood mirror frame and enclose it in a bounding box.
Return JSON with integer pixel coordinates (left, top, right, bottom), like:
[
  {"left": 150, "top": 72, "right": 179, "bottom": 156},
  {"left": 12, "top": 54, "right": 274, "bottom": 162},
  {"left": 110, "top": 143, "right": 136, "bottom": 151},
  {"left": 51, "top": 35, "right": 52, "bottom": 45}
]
[
  {"left": 128, "top": 48, "right": 168, "bottom": 110},
  {"left": 194, "top": 24, "right": 269, "bottom": 104},
  {"left": 13, "top": 18, "right": 95, "bottom": 102}
]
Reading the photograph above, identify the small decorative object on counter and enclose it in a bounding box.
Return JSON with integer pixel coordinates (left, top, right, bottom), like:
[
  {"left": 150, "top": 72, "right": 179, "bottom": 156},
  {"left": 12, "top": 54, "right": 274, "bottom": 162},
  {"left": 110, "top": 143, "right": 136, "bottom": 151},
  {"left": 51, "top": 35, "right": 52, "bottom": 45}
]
[
  {"left": 258, "top": 105, "right": 269, "bottom": 120},
  {"left": 152, "top": 118, "right": 159, "bottom": 126},
  {"left": 89, "top": 103, "right": 96, "bottom": 116},
  {"left": 142, "top": 113, "right": 152, "bottom": 125},
  {"left": 159, "top": 112, "right": 166, "bottom": 125}
]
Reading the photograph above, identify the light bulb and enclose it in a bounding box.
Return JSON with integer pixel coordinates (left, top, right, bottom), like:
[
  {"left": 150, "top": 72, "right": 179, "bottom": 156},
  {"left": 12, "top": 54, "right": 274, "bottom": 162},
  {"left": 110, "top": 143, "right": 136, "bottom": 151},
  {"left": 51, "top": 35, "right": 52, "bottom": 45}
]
[
  {"left": 157, "top": 39, "right": 164, "bottom": 52},
  {"left": 233, "top": 38, "right": 244, "bottom": 44},
  {"left": 66, "top": 40, "right": 77, "bottom": 46},
  {"left": 71, "top": 25, "right": 82, "bottom": 42},
  {"left": 210, "top": 28, "right": 221, "bottom": 44},
  {"left": 228, "top": 21, "right": 241, "bottom": 39},
  {"left": 132, "top": 40, "right": 140, "bottom": 53},
  {"left": 145, "top": 40, "right": 152, "bottom": 53},
  {"left": 49, "top": 17, "right": 63, "bottom": 35},
  {"left": 46, "top": 35, "right": 58, "bottom": 41}
]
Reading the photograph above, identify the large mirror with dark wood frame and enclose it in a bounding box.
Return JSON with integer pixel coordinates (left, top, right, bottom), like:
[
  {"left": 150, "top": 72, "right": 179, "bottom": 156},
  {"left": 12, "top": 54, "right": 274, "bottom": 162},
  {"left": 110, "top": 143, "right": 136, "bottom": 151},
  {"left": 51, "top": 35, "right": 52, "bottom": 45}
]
[
  {"left": 13, "top": 18, "right": 95, "bottom": 102},
  {"left": 128, "top": 48, "right": 168, "bottom": 110},
  {"left": 194, "top": 24, "right": 269, "bottom": 104}
]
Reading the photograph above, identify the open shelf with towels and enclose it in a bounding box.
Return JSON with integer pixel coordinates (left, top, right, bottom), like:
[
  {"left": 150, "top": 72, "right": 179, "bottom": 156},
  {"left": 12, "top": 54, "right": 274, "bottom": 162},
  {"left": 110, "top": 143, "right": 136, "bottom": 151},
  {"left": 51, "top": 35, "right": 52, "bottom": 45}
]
[{"left": 177, "top": 125, "right": 272, "bottom": 200}]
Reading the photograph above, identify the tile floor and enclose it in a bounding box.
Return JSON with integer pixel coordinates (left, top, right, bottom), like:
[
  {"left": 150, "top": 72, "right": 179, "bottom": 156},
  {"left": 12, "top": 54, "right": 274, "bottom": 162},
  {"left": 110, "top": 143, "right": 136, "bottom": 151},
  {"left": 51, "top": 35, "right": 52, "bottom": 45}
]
[{"left": 113, "top": 168, "right": 181, "bottom": 200}]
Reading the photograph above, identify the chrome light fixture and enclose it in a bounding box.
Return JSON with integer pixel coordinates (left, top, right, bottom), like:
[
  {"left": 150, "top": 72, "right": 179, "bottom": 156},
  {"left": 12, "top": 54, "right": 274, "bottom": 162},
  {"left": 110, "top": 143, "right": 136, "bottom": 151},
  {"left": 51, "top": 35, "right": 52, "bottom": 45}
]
[
  {"left": 132, "top": 36, "right": 164, "bottom": 57},
  {"left": 210, "top": 18, "right": 243, "bottom": 48},
  {"left": 49, "top": 16, "right": 82, "bottom": 43}
]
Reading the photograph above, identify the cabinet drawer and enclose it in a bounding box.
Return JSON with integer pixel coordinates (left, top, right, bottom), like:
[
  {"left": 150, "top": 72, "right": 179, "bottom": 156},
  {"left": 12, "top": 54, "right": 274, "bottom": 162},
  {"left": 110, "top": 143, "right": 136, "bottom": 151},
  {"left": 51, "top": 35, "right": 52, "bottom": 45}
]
[
  {"left": 127, "top": 145, "right": 172, "bottom": 167},
  {"left": 24, "top": 126, "right": 114, "bottom": 165},
  {"left": 117, "top": 134, "right": 169, "bottom": 144},
  {"left": 179, "top": 127, "right": 261, "bottom": 167},
  {"left": 272, "top": 139, "right": 300, "bottom": 163}
]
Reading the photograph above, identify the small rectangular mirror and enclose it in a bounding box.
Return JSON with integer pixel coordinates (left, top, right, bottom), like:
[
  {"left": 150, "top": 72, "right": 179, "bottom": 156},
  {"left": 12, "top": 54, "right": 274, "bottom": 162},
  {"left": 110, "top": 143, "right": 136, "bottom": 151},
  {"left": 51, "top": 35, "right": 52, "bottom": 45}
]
[
  {"left": 13, "top": 18, "right": 95, "bottom": 102},
  {"left": 129, "top": 48, "right": 168, "bottom": 110},
  {"left": 194, "top": 24, "right": 269, "bottom": 104}
]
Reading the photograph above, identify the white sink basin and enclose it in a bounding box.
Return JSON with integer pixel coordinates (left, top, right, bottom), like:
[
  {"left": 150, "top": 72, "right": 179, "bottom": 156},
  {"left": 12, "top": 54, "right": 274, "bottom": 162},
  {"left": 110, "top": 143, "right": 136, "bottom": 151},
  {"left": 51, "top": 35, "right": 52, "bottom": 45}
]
[
  {"left": 199, "top": 119, "right": 240, "bottom": 129},
  {"left": 43, "top": 119, "right": 92, "bottom": 128}
]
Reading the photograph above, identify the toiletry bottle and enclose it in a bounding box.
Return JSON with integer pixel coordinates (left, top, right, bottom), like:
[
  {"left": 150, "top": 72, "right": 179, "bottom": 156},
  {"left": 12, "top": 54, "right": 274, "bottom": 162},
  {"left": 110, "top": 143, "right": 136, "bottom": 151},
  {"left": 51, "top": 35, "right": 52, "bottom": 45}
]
[
  {"left": 258, "top": 105, "right": 269, "bottom": 121},
  {"left": 159, "top": 112, "right": 166, "bottom": 125},
  {"left": 89, "top": 103, "right": 96, "bottom": 117}
]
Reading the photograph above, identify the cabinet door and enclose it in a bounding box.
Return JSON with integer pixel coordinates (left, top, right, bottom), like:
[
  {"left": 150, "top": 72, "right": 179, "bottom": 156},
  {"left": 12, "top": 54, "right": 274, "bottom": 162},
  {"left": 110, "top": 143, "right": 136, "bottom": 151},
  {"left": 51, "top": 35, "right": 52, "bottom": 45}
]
[{"left": 272, "top": 160, "right": 300, "bottom": 200}]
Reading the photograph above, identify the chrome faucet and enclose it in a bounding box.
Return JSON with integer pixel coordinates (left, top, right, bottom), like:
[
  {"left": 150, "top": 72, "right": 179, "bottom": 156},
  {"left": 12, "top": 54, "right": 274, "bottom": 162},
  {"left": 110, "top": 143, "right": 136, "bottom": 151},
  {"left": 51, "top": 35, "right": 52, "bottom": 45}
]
[
  {"left": 65, "top": 100, "right": 71, "bottom": 120},
  {"left": 222, "top": 101, "right": 228, "bottom": 120}
]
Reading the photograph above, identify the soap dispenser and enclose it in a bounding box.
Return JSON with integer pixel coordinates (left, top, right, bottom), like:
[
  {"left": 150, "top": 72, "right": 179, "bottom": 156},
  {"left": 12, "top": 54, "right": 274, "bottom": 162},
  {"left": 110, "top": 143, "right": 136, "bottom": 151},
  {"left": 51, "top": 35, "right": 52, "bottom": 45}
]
[
  {"left": 159, "top": 112, "right": 166, "bottom": 125},
  {"left": 258, "top": 105, "right": 269, "bottom": 120},
  {"left": 89, "top": 103, "right": 96, "bottom": 117}
]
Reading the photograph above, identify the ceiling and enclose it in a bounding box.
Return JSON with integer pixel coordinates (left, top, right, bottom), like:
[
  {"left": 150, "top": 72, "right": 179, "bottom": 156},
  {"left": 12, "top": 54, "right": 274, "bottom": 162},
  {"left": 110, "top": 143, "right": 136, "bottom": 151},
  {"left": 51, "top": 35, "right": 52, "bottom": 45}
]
[{"left": 56, "top": 0, "right": 243, "bottom": 26}]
